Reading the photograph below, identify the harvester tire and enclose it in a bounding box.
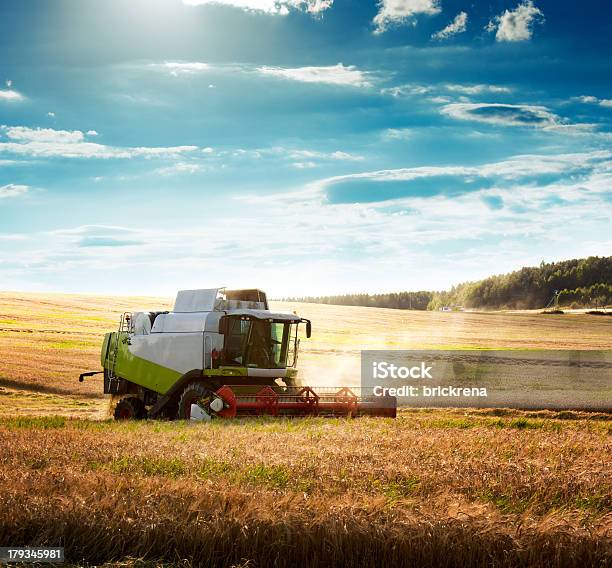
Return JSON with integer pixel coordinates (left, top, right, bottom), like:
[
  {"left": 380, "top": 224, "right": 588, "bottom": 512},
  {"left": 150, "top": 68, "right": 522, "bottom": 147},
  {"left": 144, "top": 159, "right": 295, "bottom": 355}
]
[
  {"left": 178, "top": 383, "right": 214, "bottom": 420},
  {"left": 114, "top": 397, "right": 146, "bottom": 420}
]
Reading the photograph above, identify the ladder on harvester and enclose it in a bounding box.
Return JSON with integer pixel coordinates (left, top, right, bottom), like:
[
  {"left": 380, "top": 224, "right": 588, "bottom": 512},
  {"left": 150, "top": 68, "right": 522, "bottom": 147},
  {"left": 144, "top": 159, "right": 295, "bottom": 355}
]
[{"left": 109, "top": 312, "right": 132, "bottom": 380}]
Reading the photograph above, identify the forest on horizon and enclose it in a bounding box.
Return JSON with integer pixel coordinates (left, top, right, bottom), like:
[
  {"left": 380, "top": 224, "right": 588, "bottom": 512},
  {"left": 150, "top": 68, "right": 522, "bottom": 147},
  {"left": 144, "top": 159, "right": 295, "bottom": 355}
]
[{"left": 285, "top": 256, "right": 612, "bottom": 311}]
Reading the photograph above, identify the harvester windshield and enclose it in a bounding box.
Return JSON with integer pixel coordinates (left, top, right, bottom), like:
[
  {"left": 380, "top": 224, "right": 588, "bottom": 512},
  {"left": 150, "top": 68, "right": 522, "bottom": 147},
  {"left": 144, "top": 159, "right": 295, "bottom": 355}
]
[{"left": 223, "top": 316, "right": 295, "bottom": 369}]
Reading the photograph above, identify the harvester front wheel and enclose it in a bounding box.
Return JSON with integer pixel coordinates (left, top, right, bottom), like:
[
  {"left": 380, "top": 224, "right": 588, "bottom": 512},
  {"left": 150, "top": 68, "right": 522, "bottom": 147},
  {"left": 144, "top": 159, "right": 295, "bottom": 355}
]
[
  {"left": 178, "top": 383, "right": 215, "bottom": 420},
  {"left": 114, "top": 397, "right": 146, "bottom": 420}
]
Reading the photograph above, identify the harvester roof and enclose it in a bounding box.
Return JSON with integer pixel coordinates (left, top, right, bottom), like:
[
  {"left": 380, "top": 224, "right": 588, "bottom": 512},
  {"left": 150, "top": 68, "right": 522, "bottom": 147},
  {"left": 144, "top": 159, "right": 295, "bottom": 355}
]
[{"left": 225, "top": 309, "right": 301, "bottom": 322}]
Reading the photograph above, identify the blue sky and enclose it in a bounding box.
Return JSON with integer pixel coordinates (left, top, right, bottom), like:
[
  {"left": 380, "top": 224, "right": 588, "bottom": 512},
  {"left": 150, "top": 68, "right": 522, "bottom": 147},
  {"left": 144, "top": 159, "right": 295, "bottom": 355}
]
[{"left": 0, "top": 0, "right": 610, "bottom": 297}]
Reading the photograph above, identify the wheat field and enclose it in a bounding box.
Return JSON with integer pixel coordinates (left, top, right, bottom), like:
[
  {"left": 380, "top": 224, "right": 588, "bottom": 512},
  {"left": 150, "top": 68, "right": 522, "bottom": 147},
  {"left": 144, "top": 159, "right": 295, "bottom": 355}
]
[
  {"left": 0, "top": 292, "right": 610, "bottom": 566},
  {"left": 1, "top": 292, "right": 610, "bottom": 416}
]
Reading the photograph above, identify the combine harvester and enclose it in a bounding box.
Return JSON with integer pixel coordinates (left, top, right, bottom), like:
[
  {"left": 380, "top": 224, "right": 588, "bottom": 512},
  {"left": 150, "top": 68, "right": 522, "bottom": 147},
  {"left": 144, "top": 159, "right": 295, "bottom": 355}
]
[{"left": 80, "top": 288, "right": 396, "bottom": 421}]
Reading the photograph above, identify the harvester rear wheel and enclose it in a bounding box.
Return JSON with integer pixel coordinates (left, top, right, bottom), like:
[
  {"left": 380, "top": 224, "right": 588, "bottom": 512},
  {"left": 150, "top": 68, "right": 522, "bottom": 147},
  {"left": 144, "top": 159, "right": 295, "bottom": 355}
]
[
  {"left": 178, "top": 383, "right": 215, "bottom": 420},
  {"left": 113, "top": 397, "right": 146, "bottom": 420}
]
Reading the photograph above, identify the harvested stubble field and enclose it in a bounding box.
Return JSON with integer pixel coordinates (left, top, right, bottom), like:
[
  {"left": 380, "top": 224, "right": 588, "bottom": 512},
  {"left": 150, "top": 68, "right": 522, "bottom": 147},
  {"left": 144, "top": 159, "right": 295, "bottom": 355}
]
[{"left": 0, "top": 292, "right": 610, "bottom": 567}]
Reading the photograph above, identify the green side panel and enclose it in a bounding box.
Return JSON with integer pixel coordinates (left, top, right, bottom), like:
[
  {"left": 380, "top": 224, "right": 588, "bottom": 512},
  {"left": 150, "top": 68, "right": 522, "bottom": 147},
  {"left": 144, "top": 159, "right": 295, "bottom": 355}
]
[
  {"left": 112, "top": 334, "right": 182, "bottom": 395},
  {"left": 103, "top": 333, "right": 290, "bottom": 395},
  {"left": 100, "top": 333, "right": 112, "bottom": 367}
]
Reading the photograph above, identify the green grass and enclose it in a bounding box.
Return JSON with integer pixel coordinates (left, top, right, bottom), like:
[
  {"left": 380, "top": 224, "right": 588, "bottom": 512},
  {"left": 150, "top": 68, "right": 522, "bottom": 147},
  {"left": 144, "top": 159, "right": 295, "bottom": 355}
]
[
  {"left": 107, "top": 456, "right": 187, "bottom": 478},
  {"left": 427, "top": 417, "right": 477, "bottom": 429},
  {"left": 3, "top": 416, "right": 67, "bottom": 429},
  {"left": 45, "top": 339, "right": 99, "bottom": 350},
  {"left": 197, "top": 457, "right": 233, "bottom": 478},
  {"left": 243, "top": 463, "right": 292, "bottom": 489},
  {"left": 371, "top": 477, "right": 421, "bottom": 500}
]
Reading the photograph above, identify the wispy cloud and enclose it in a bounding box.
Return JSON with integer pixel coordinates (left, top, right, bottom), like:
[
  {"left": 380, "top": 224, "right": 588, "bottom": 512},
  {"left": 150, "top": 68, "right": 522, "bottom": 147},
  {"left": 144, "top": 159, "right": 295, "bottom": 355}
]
[
  {"left": 181, "top": 0, "right": 333, "bottom": 15},
  {"left": 0, "top": 183, "right": 28, "bottom": 199},
  {"left": 257, "top": 63, "right": 372, "bottom": 87},
  {"left": 432, "top": 11, "right": 467, "bottom": 41},
  {"left": 78, "top": 237, "right": 145, "bottom": 248},
  {"left": 444, "top": 84, "right": 510, "bottom": 95},
  {"left": 154, "top": 162, "right": 203, "bottom": 175},
  {"left": 240, "top": 150, "right": 612, "bottom": 204},
  {"left": 203, "top": 145, "right": 364, "bottom": 168},
  {"left": 486, "top": 1, "right": 544, "bottom": 42},
  {"left": 285, "top": 149, "right": 363, "bottom": 161},
  {"left": 441, "top": 102, "right": 569, "bottom": 129},
  {"left": 148, "top": 61, "right": 211, "bottom": 76},
  {"left": 381, "top": 128, "right": 413, "bottom": 140},
  {"left": 0, "top": 80, "right": 24, "bottom": 102},
  {"left": 0, "top": 126, "right": 198, "bottom": 160},
  {"left": 382, "top": 83, "right": 511, "bottom": 98},
  {"left": 573, "top": 95, "right": 612, "bottom": 108},
  {"left": 52, "top": 225, "right": 146, "bottom": 248},
  {"left": 373, "top": 0, "right": 441, "bottom": 34}
]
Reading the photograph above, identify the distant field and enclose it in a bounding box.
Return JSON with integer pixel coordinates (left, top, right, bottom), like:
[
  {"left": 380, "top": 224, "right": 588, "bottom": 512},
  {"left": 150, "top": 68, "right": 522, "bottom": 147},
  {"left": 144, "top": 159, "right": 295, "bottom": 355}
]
[
  {"left": 0, "top": 292, "right": 611, "bottom": 417},
  {"left": 0, "top": 292, "right": 610, "bottom": 566}
]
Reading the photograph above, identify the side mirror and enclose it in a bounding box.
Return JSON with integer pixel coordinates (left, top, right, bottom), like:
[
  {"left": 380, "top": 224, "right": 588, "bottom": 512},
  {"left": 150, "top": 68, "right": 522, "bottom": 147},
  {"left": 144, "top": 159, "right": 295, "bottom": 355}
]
[{"left": 305, "top": 320, "right": 312, "bottom": 338}]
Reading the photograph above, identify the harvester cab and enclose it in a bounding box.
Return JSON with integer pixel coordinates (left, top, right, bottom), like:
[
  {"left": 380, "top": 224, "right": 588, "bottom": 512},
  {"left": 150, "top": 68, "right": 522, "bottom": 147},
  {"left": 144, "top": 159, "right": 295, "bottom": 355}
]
[{"left": 80, "top": 288, "right": 396, "bottom": 421}]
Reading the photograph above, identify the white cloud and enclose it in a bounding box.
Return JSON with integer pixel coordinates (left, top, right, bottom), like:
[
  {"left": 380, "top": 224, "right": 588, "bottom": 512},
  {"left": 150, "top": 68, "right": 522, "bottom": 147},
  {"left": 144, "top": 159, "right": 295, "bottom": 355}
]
[
  {"left": 218, "top": 146, "right": 363, "bottom": 165},
  {"left": 432, "top": 11, "right": 467, "bottom": 40},
  {"left": 147, "top": 61, "right": 373, "bottom": 88},
  {"left": 329, "top": 150, "right": 362, "bottom": 161},
  {"left": 181, "top": 0, "right": 333, "bottom": 15},
  {"left": 149, "top": 61, "right": 211, "bottom": 76},
  {"left": 5, "top": 127, "right": 86, "bottom": 144},
  {"left": 381, "top": 84, "right": 433, "bottom": 97},
  {"left": 441, "top": 102, "right": 565, "bottom": 129},
  {"left": 257, "top": 63, "right": 371, "bottom": 87},
  {"left": 244, "top": 150, "right": 612, "bottom": 205},
  {"left": 292, "top": 161, "right": 318, "bottom": 169},
  {"left": 486, "top": 1, "right": 544, "bottom": 42},
  {"left": 373, "top": 0, "right": 441, "bottom": 34},
  {"left": 428, "top": 95, "right": 452, "bottom": 104},
  {"left": 382, "top": 83, "right": 511, "bottom": 98},
  {"left": 574, "top": 95, "right": 612, "bottom": 108},
  {"left": 154, "top": 162, "right": 203, "bottom": 175},
  {"left": 0, "top": 89, "right": 24, "bottom": 102},
  {"left": 284, "top": 149, "right": 363, "bottom": 161},
  {"left": 382, "top": 128, "right": 413, "bottom": 140},
  {"left": 444, "top": 83, "right": 510, "bottom": 95},
  {"left": 0, "top": 183, "right": 28, "bottom": 199},
  {"left": 0, "top": 126, "right": 198, "bottom": 159},
  {"left": 47, "top": 112, "right": 56, "bottom": 118}
]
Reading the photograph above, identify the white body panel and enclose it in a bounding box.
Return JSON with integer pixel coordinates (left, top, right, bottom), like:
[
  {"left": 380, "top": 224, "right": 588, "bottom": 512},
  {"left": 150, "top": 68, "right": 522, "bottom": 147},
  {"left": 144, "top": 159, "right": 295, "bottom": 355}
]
[
  {"left": 174, "top": 289, "right": 220, "bottom": 312},
  {"left": 152, "top": 312, "right": 207, "bottom": 333},
  {"left": 129, "top": 332, "right": 224, "bottom": 374},
  {"left": 132, "top": 312, "right": 152, "bottom": 335}
]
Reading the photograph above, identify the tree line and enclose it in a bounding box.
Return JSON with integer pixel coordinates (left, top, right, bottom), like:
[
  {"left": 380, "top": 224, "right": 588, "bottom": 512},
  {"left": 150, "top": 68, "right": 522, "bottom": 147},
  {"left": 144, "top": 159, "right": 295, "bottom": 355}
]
[{"left": 284, "top": 256, "right": 612, "bottom": 310}]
